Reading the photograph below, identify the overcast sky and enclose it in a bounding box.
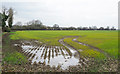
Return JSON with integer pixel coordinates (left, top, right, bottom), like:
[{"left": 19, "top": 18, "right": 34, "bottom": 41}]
[{"left": 0, "top": 0, "right": 119, "bottom": 28}]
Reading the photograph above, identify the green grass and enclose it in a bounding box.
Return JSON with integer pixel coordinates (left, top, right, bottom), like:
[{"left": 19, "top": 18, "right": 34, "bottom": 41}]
[
  {"left": 2, "top": 32, "right": 28, "bottom": 65},
  {"left": 64, "top": 37, "right": 106, "bottom": 60},
  {"left": 3, "top": 51, "right": 28, "bottom": 64},
  {"left": 77, "top": 31, "right": 118, "bottom": 59},
  {"left": 9, "top": 30, "right": 118, "bottom": 59}
]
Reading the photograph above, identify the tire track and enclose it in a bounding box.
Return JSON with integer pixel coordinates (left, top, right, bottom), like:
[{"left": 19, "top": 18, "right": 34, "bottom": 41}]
[
  {"left": 58, "top": 37, "right": 89, "bottom": 68},
  {"left": 58, "top": 36, "right": 112, "bottom": 69},
  {"left": 72, "top": 36, "right": 110, "bottom": 57},
  {"left": 59, "top": 36, "right": 110, "bottom": 57}
]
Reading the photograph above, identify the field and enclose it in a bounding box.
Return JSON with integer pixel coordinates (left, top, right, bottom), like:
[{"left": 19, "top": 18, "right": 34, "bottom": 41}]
[{"left": 2, "top": 30, "right": 118, "bottom": 72}]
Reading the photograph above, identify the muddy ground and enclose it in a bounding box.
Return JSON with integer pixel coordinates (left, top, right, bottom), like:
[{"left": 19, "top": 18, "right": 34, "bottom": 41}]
[{"left": 2, "top": 33, "right": 118, "bottom": 72}]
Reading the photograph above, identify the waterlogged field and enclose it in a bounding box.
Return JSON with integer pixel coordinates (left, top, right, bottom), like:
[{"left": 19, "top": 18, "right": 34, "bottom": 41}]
[
  {"left": 3, "top": 30, "right": 118, "bottom": 72},
  {"left": 10, "top": 30, "right": 118, "bottom": 58}
]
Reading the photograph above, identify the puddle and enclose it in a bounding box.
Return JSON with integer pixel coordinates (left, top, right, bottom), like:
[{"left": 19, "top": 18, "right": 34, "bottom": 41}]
[
  {"left": 14, "top": 44, "right": 19, "bottom": 46},
  {"left": 72, "top": 38, "right": 87, "bottom": 46},
  {"left": 15, "top": 40, "right": 80, "bottom": 70},
  {"left": 79, "top": 49, "right": 83, "bottom": 52}
]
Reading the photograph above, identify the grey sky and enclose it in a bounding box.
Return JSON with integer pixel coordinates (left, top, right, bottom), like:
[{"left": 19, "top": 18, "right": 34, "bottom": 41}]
[{"left": 1, "top": 0, "right": 119, "bottom": 28}]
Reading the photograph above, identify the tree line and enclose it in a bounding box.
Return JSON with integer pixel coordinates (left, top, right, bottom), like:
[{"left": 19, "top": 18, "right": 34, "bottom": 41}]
[
  {"left": 12, "top": 20, "right": 116, "bottom": 30},
  {"left": 0, "top": 7, "right": 116, "bottom": 32}
]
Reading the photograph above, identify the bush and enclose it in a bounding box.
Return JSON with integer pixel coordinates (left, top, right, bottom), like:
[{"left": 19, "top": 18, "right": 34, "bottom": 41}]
[{"left": 3, "top": 27, "right": 11, "bottom": 32}]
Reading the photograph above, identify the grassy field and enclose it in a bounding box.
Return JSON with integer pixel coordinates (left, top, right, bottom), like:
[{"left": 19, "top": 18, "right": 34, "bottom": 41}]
[
  {"left": 77, "top": 31, "right": 118, "bottom": 59},
  {"left": 2, "top": 30, "right": 118, "bottom": 72},
  {"left": 9, "top": 30, "right": 118, "bottom": 59},
  {"left": 63, "top": 37, "right": 106, "bottom": 60}
]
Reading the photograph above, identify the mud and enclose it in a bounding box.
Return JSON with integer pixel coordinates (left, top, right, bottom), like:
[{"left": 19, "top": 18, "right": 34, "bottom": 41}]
[{"left": 14, "top": 40, "right": 81, "bottom": 70}]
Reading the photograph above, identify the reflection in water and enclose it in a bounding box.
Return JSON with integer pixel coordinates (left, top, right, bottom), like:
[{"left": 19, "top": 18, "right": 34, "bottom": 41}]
[{"left": 15, "top": 41, "right": 80, "bottom": 70}]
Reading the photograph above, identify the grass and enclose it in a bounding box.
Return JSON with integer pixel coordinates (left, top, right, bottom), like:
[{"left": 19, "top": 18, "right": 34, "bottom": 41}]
[
  {"left": 10, "top": 30, "right": 82, "bottom": 46},
  {"left": 3, "top": 51, "right": 28, "bottom": 64},
  {"left": 2, "top": 33, "right": 28, "bottom": 65},
  {"left": 64, "top": 37, "right": 106, "bottom": 60},
  {"left": 9, "top": 30, "right": 118, "bottom": 59},
  {"left": 77, "top": 31, "right": 118, "bottom": 59}
]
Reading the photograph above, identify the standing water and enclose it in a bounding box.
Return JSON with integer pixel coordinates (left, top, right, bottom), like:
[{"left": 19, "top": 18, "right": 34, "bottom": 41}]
[{"left": 14, "top": 40, "right": 80, "bottom": 70}]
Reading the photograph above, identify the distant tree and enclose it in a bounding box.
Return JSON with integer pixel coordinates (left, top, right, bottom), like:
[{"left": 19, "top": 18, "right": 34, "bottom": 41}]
[
  {"left": 111, "top": 26, "right": 116, "bottom": 30},
  {"left": 99, "top": 27, "right": 104, "bottom": 30},
  {"left": 92, "top": 26, "right": 97, "bottom": 30},
  {"left": 53, "top": 24, "right": 59, "bottom": 30},
  {"left": 88, "top": 26, "right": 92, "bottom": 30},
  {"left": 60, "top": 27, "right": 68, "bottom": 30},
  {"left": 11, "top": 22, "right": 22, "bottom": 30},
  {"left": 105, "top": 26, "right": 110, "bottom": 30},
  {"left": 53, "top": 24, "right": 59, "bottom": 28},
  {"left": 15, "top": 22, "right": 22, "bottom": 26},
  {"left": 68, "top": 27, "right": 76, "bottom": 30},
  {"left": 34, "top": 20, "right": 42, "bottom": 25},
  {"left": 82, "top": 27, "right": 88, "bottom": 30},
  {"left": 26, "top": 20, "right": 46, "bottom": 30},
  {"left": 77, "top": 26, "right": 82, "bottom": 30}
]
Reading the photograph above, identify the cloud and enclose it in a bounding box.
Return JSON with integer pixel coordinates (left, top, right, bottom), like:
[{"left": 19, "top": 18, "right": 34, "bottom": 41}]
[
  {"left": 13, "top": 16, "right": 29, "bottom": 25},
  {"left": 1, "top": 0, "right": 119, "bottom": 28},
  {"left": 1, "top": 0, "right": 41, "bottom": 2}
]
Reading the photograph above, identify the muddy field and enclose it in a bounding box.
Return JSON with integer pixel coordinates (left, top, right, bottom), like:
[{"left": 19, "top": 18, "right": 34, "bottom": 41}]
[
  {"left": 11, "top": 40, "right": 89, "bottom": 71},
  {"left": 2, "top": 31, "right": 118, "bottom": 72}
]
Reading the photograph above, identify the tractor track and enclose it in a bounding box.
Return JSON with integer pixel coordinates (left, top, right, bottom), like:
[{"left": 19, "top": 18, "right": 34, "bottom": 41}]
[
  {"left": 58, "top": 36, "right": 90, "bottom": 68},
  {"left": 72, "top": 36, "right": 110, "bottom": 57},
  {"left": 58, "top": 36, "right": 111, "bottom": 59}
]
